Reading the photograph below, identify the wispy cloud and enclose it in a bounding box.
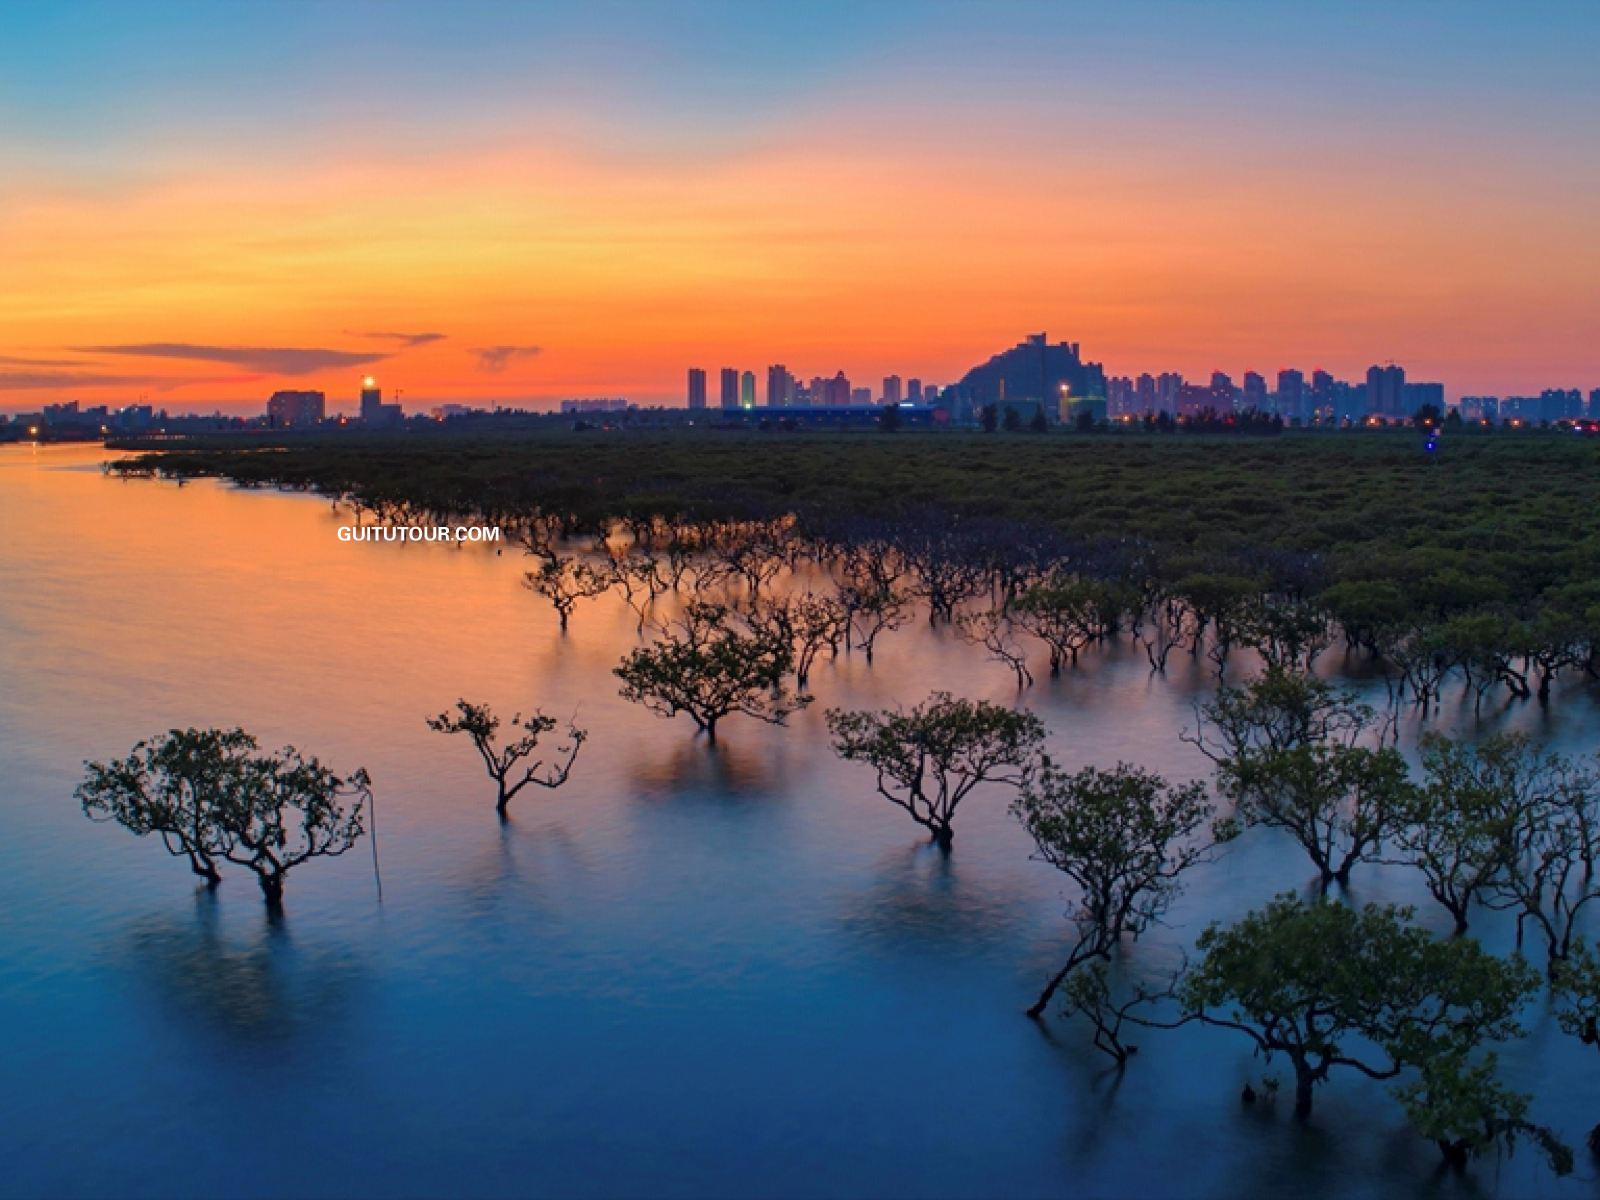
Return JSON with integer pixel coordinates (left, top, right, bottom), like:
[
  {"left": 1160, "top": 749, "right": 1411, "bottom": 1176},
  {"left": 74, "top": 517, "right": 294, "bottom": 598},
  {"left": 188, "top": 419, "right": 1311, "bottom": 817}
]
[
  {"left": 0, "top": 354, "right": 93, "bottom": 367},
  {"left": 0, "top": 370, "right": 195, "bottom": 391},
  {"left": 474, "top": 344, "right": 542, "bottom": 373},
  {"left": 352, "top": 330, "right": 447, "bottom": 347},
  {"left": 74, "top": 343, "right": 389, "bottom": 375}
]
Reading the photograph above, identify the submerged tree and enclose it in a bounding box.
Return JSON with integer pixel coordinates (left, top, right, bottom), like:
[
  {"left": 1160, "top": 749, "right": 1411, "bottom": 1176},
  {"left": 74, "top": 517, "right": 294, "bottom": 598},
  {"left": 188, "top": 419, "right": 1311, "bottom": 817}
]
[
  {"left": 957, "top": 607, "right": 1033, "bottom": 688},
  {"left": 1191, "top": 668, "right": 1409, "bottom": 887},
  {"left": 1013, "top": 761, "right": 1233, "bottom": 1018},
  {"left": 79, "top": 727, "right": 372, "bottom": 909},
  {"left": 212, "top": 746, "right": 372, "bottom": 909},
  {"left": 827, "top": 692, "right": 1044, "bottom": 850},
  {"left": 1394, "top": 1052, "right": 1571, "bottom": 1176},
  {"left": 522, "top": 555, "right": 613, "bottom": 630},
  {"left": 1181, "top": 894, "right": 1536, "bottom": 1118},
  {"left": 427, "top": 699, "right": 587, "bottom": 818},
  {"left": 1484, "top": 747, "right": 1600, "bottom": 977},
  {"left": 1390, "top": 733, "right": 1528, "bottom": 933},
  {"left": 1188, "top": 665, "right": 1373, "bottom": 759},
  {"left": 77, "top": 727, "right": 252, "bottom": 886},
  {"left": 614, "top": 602, "right": 808, "bottom": 743},
  {"left": 1552, "top": 938, "right": 1600, "bottom": 1153}
]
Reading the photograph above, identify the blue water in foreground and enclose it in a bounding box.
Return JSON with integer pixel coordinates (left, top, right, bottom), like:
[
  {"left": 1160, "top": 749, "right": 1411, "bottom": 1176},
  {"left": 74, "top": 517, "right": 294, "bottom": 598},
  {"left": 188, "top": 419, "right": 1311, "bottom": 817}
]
[{"left": 1, "top": 445, "right": 1595, "bottom": 1199}]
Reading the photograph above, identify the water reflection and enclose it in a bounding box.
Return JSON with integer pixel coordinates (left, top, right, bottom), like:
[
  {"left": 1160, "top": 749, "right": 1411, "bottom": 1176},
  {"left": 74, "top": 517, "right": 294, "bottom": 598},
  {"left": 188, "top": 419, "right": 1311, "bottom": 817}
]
[
  {"left": 118, "top": 894, "right": 365, "bottom": 1046},
  {"left": 625, "top": 735, "right": 786, "bottom": 801},
  {"left": 836, "top": 842, "right": 1029, "bottom": 957}
]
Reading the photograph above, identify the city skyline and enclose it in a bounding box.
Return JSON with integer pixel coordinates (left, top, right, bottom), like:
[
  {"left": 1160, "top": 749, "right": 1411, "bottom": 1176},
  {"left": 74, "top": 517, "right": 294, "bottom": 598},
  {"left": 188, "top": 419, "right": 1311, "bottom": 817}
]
[{"left": 3, "top": 1, "right": 1598, "bottom": 412}]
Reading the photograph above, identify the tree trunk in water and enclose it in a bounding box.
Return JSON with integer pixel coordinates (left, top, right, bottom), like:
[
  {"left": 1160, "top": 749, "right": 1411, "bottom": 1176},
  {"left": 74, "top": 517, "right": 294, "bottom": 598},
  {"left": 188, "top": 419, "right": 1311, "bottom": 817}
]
[
  {"left": 1027, "top": 957, "right": 1077, "bottom": 1020},
  {"left": 1293, "top": 1066, "right": 1316, "bottom": 1118},
  {"left": 259, "top": 873, "right": 285, "bottom": 910}
]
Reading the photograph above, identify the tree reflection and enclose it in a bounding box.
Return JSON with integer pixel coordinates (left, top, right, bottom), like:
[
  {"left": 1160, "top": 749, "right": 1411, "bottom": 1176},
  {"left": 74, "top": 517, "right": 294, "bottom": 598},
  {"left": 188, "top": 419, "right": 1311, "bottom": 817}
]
[
  {"left": 835, "top": 842, "right": 1026, "bottom": 956},
  {"left": 118, "top": 895, "right": 363, "bottom": 1045}
]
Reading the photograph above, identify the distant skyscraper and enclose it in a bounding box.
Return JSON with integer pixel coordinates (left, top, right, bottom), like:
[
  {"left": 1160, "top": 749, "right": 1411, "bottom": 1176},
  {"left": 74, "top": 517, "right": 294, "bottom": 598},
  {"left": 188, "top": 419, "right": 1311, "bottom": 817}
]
[
  {"left": 687, "top": 368, "right": 707, "bottom": 410},
  {"left": 1136, "top": 373, "right": 1156, "bottom": 412},
  {"left": 740, "top": 370, "right": 756, "bottom": 409},
  {"left": 1367, "top": 364, "right": 1406, "bottom": 416},
  {"left": 1209, "top": 371, "right": 1235, "bottom": 409},
  {"left": 720, "top": 368, "right": 739, "bottom": 410},
  {"left": 766, "top": 364, "right": 795, "bottom": 408},
  {"left": 359, "top": 376, "right": 382, "bottom": 422},
  {"left": 827, "top": 371, "right": 851, "bottom": 406},
  {"left": 1242, "top": 372, "right": 1267, "bottom": 411},
  {"left": 1276, "top": 369, "right": 1305, "bottom": 421},
  {"left": 1107, "top": 376, "right": 1136, "bottom": 417},
  {"left": 907, "top": 378, "right": 923, "bottom": 403},
  {"left": 1590, "top": 388, "right": 1600, "bottom": 419},
  {"left": 882, "top": 375, "right": 902, "bottom": 405},
  {"left": 1156, "top": 373, "right": 1183, "bottom": 414},
  {"left": 851, "top": 386, "right": 872, "bottom": 405}
]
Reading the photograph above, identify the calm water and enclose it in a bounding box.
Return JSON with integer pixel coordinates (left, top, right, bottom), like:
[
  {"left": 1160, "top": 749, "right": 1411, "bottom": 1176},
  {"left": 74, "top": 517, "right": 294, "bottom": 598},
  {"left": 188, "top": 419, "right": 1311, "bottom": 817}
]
[{"left": 1, "top": 444, "right": 1596, "bottom": 1200}]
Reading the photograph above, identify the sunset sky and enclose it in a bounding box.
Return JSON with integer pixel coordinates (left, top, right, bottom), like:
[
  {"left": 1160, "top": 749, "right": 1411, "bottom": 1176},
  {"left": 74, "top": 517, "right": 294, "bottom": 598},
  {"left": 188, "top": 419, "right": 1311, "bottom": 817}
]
[{"left": 2, "top": 1, "right": 1597, "bottom": 412}]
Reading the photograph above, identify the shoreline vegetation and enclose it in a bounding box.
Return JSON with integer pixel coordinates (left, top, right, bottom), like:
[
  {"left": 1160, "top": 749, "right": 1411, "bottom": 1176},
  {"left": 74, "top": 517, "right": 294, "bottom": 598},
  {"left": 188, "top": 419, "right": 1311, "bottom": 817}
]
[{"left": 110, "top": 428, "right": 1600, "bottom": 711}]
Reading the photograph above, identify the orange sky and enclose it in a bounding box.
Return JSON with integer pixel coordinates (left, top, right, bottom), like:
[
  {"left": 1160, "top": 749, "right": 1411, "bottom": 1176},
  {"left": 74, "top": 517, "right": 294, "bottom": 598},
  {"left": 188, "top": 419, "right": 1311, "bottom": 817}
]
[{"left": 3, "top": 3, "right": 1597, "bottom": 411}]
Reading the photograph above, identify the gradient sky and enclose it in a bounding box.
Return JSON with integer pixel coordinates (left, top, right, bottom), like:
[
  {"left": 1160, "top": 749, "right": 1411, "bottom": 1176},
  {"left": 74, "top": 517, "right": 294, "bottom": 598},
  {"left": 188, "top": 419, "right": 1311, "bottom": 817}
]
[{"left": 2, "top": 0, "right": 1597, "bottom": 412}]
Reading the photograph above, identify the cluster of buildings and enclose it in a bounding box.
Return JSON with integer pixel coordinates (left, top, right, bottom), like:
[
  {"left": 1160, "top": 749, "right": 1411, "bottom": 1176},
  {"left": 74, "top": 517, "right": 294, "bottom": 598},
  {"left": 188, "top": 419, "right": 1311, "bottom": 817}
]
[
  {"left": 685, "top": 366, "right": 946, "bottom": 413},
  {"left": 1457, "top": 389, "right": 1600, "bottom": 425},
  {"left": 0, "top": 399, "right": 244, "bottom": 441},
  {"left": 684, "top": 334, "right": 1113, "bottom": 425},
  {"left": 1104, "top": 364, "right": 1448, "bottom": 424}
]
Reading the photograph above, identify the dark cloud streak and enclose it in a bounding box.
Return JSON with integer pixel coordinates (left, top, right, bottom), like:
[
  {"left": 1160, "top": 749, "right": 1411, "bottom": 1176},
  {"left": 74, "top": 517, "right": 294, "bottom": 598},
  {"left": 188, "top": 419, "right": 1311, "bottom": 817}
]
[
  {"left": 0, "top": 370, "right": 197, "bottom": 391},
  {"left": 0, "top": 354, "right": 92, "bottom": 368},
  {"left": 353, "top": 331, "right": 447, "bottom": 347},
  {"left": 474, "top": 344, "right": 542, "bottom": 373},
  {"left": 74, "top": 343, "right": 390, "bottom": 375}
]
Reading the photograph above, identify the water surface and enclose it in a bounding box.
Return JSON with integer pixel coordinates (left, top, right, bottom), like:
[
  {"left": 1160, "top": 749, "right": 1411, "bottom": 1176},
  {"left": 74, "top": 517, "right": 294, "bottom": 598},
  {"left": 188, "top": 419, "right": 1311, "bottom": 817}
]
[{"left": 1, "top": 445, "right": 1595, "bottom": 1199}]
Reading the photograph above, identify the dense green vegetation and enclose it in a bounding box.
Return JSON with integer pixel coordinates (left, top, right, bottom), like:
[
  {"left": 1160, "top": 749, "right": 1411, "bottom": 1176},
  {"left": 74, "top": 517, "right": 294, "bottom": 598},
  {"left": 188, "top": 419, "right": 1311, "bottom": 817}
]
[{"left": 114, "top": 428, "right": 1600, "bottom": 610}]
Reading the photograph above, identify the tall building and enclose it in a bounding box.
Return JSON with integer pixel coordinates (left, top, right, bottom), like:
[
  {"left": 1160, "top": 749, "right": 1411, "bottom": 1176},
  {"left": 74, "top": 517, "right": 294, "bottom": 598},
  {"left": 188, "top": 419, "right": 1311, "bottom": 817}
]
[
  {"left": 686, "top": 368, "right": 707, "bottom": 410},
  {"left": 1209, "top": 371, "right": 1235, "bottom": 409},
  {"left": 882, "top": 375, "right": 903, "bottom": 406},
  {"left": 1136, "top": 373, "right": 1157, "bottom": 412},
  {"left": 1276, "top": 369, "right": 1305, "bottom": 421},
  {"left": 1106, "top": 375, "right": 1134, "bottom": 416},
  {"left": 359, "top": 376, "right": 383, "bottom": 423},
  {"left": 266, "top": 389, "right": 325, "bottom": 428},
  {"left": 1367, "top": 364, "right": 1406, "bottom": 417},
  {"left": 1242, "top": 372, "right": 1267, "bottom": 411},
  {"left": 907, "top": 378, "right": 923, "bottom": 403},
  {"left": 825, "top": 372, "right": 852, "bottom": 406},
  {"left": 719, "top": 368, "right": 739, "bottom": 410},
  {"left": 739, "top": 370, "right": 756, "bottom": 408},
  {"left": 766, "top": 364, "right": 795, "bottom": 408},
  {"left": 1157, "top": 372, "right": 1183, "bottom": 414}
]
